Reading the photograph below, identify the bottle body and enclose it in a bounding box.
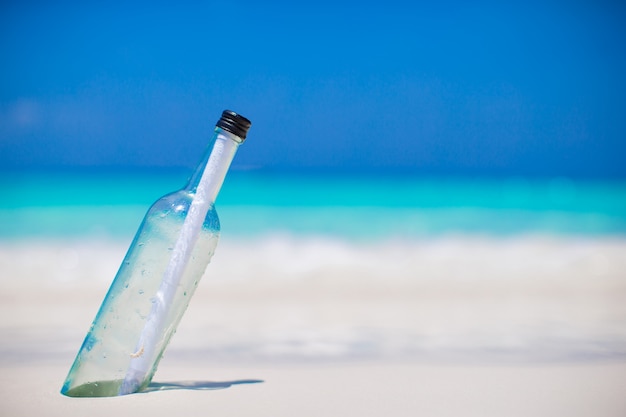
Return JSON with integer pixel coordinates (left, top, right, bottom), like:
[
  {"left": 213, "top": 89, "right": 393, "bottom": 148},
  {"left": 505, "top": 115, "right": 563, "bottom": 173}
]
[
  {"left": 62, "top": 190, "right": 220, "bottom": 396},
  {"left": 61, "top": 111, "right": 251, "bottom": 397}
]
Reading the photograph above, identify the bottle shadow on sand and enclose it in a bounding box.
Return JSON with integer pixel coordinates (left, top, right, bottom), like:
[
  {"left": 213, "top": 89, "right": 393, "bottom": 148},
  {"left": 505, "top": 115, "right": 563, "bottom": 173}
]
[{"left": 143, "top": 379, "right": 264, "bottom": 393}]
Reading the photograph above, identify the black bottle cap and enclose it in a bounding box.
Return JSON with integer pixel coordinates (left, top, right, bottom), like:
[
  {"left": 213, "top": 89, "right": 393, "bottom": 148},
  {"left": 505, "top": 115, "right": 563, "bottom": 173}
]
[{"left": 216, "top": 110, "right": 252, "bottom": 140}]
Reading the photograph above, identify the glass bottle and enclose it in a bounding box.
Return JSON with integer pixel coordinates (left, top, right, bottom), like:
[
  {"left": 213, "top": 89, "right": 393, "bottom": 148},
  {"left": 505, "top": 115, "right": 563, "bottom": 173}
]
[{"left": 61, "top": 110, "right": 252, "bottom": 397}]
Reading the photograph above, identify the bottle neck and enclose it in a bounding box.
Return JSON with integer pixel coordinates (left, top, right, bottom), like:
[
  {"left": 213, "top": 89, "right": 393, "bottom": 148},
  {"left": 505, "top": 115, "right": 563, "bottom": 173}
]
[{"left": 185, "top": 128, "right": 242, "bottom": 204}]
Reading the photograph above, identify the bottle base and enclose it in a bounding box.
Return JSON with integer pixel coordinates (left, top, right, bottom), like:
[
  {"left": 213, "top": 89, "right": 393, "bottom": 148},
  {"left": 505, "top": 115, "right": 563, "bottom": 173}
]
[{"left": 62, "top": 379, "right": 131, "bottom": 397}]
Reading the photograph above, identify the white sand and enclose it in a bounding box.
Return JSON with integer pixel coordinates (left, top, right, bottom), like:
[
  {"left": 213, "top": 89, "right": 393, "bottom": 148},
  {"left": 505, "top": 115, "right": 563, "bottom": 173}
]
[
  {"left": 1, "top": 235, "right": 626, "bottom": 415},
  {"left": 2, "top": 361, "right": 626, "bottom": 417}
]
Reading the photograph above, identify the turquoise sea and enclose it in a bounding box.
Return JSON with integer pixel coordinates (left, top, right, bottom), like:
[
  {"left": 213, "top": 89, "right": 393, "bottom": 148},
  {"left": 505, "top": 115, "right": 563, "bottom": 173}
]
[{"left": 1, "top": 169, "right": 625, "bottom": 240}]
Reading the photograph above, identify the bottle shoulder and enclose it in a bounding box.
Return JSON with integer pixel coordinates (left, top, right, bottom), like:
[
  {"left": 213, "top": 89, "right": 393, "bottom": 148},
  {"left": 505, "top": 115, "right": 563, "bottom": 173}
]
[
  {"left": 147, "top": 190, "right": 220, "bottom": 230},
  {"left": 149, "top": 190, "right": 191, "bottom": 211}
]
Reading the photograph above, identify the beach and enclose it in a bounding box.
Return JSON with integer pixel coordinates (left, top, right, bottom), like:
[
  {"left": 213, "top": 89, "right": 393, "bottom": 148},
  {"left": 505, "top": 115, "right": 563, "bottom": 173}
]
[
  {"left": 3, "top": 361, "right": 626, "bottom": 417},
  {"left": 3, "top": 0, "right": 625, "bottom": 413},
  {"left": 1, "top": 234, "right": 625, "bottom": 416}
]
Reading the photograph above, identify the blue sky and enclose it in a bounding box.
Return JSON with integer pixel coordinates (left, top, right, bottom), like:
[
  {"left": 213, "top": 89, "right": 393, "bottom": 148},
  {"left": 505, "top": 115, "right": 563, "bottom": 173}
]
[{"left": 1, "top": 1, "right": 625, "bottom": 177}]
